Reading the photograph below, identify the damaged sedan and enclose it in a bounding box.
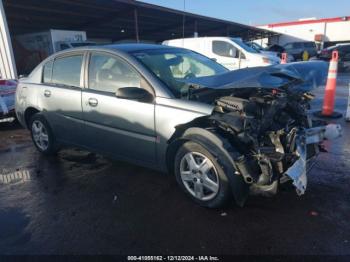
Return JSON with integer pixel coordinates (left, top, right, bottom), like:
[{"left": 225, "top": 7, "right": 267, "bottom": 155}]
[{"left": 15, "top": 44, "right": 342, "bottom": 208}]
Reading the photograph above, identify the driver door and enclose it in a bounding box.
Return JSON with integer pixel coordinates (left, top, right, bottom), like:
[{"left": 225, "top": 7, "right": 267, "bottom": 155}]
[{"left": 81, "top": 51, "right": 156, "bottom": 164}]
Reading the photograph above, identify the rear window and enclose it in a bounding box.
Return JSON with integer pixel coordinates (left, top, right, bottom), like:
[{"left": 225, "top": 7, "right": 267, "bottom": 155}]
[
  {"left": 42, "top": 60, "right": 53, "bottom": 83},
  {"left": 51, "top": 55, "right": 83, "bottom": 87}
]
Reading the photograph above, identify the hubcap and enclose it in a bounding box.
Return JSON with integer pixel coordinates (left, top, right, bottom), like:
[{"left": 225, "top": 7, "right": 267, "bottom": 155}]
[
  {"left": 179, "top": 152, "right": 219, "bottom": 201},
  {"left": 31, "top": 120, "right": 49, "bottom": 151}
]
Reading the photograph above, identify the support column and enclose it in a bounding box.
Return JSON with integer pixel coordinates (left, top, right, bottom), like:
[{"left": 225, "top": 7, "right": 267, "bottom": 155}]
[
  {"left": 194, "top": 20, "right": 198, "bottom": 37},
  {"left": 134, "top": 8, "right": 139, "bottom": 43}
]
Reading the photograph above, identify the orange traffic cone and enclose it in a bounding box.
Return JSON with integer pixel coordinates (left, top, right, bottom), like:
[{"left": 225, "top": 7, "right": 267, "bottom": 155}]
[
  {"left": 281, "top": 53, "right": 288, "bottom": 64},
  {"left": 314, "top": 51, "right": 342, "bottom": 118}
]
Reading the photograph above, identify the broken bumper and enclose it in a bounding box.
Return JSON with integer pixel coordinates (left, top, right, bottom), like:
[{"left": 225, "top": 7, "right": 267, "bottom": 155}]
[{"left": 283, "top": 124, "right": 342, "bottom": 195}]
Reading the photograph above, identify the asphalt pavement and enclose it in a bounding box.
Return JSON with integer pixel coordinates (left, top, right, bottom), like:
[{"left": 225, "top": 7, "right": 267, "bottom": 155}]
[{"left": 0, "top": 75, "right": 349, "bottom": 256}]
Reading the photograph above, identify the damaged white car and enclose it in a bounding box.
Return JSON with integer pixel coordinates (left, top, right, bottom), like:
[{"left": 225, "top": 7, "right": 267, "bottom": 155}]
[{"left": 15, "top": 44, "right": 342, "bottom": 208}]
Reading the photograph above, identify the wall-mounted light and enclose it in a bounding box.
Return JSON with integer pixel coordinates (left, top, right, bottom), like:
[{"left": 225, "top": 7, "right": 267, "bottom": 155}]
[{"left": 121, "top": 29, "right": 125, "bottom": 33}]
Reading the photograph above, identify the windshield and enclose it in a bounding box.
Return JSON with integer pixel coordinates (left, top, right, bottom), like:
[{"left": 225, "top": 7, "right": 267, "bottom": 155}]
[
  {"left": 247, "top": 42, "right": 263, "bottom": 52},
  {"left": 131, "top": 48, "right": 228, "bottom": 97},
  {"left": 231, "top": 38, "right": 259, "bottom": 54}
]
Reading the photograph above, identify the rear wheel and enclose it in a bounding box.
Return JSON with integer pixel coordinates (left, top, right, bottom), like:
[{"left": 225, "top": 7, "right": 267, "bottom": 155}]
[
  {"left": 29, "top": 113, "right": 59, "bottom": 155},
  {"left": 174, "top": 141, "right": 231, "bottom": 208}
]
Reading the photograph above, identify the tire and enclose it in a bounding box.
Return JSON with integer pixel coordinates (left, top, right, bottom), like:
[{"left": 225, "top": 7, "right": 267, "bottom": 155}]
[
  {"left": 174, "top": 141, "right": 231, "bottom": 208},
  {"left": 29, "top": 113, "right": 59, "bottom": 155}
]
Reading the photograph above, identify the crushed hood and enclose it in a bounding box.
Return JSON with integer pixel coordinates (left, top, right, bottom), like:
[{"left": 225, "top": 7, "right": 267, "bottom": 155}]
[{"left": 183, "top": 61, "right": 329, "bottom": 93}]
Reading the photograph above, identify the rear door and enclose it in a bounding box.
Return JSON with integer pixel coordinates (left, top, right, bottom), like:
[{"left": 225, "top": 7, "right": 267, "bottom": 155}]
[
  {"left": 81, "top": 51, "right": 156, "bottom": 164},
  {"left": 39, "top": 52, "right": 85, "bottom": 145}
]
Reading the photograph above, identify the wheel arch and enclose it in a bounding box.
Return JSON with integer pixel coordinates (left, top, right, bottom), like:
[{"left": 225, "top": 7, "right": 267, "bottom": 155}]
[
  {"left": 167, "top": 124, "right": 250, "bottom": 207},
  {"left": 24, "top": 107, "right": 40, "bottom": 129},
  {"left": 165, "top": 116, "right": 210, "bottom": 175}
]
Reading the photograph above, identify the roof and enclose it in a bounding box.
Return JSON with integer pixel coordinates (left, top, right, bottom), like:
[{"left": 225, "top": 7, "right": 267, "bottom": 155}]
[
  {"left": 3, "top": 0, "right": 275, "bottom": 42},
  {"left": 263, "top": 16, "right": 350, "bottom": 28},
  {"left": 103, "top": 43, "right": 176, "bottom": 52},
  {"left": 48, "top": 43, "right": 183, "bottom": 58}
]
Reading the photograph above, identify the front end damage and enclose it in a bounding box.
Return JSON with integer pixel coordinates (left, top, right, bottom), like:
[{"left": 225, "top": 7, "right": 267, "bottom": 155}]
[
  {"left": 208, "top": 92, "right": 341, "bottom": 200},
  {"left": 182, "top": 61, "right": 342, "bottom": 204}
]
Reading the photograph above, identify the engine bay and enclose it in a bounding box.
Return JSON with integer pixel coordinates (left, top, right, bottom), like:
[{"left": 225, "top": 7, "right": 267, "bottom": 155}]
[{"left": 190, "top": 87, "right": 340, "bottom": 197}]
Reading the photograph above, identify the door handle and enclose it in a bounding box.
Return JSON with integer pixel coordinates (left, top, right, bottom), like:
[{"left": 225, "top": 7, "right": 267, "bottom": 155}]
[
  {"left": 88, "top": 98, "right": 98, "bottom": 107},
  {"left": 44, "top": 90, "right": 51, "bottom": 97}
]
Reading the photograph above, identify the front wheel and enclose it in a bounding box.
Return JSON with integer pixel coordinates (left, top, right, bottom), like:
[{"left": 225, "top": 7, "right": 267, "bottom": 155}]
[
  {"left": 174, "top": 141, "right": 231, "bottom": 208},
  {"left": 29, "top": 113, "right": 59, "bottom": 155}
]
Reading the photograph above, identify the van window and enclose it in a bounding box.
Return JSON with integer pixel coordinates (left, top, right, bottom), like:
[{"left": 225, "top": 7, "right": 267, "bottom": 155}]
[
  {"left": 51, "top": 55, "right": 83, "bottom": 87},
  {"left": 212, "top": 41, "right": 238, "bottom": 58},
  {"left": 42, "top": 60, "right": 53, "bottom": 83},
  {"left": 88, "top": 53, "right": 141, "bottom": 93}
]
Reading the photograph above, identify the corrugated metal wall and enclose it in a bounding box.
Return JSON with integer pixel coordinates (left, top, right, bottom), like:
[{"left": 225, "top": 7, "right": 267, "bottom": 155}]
[{"left": 0, "top": 0, "right": 16, "bottom": 79}]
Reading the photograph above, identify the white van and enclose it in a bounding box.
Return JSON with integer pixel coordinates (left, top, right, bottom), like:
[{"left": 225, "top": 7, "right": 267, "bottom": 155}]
[{"left": 163, "top": 37, "right": 281, "bottom": 70}]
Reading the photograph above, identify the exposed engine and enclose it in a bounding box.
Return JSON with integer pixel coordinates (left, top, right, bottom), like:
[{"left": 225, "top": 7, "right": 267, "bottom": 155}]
[{"left": 201, "top": 88, "right": 320, "bottom": 196}]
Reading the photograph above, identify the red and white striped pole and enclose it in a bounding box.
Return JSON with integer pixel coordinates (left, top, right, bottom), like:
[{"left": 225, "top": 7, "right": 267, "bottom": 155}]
[{"left": 315, "top": 50, "right": 342, "bottom": 118}]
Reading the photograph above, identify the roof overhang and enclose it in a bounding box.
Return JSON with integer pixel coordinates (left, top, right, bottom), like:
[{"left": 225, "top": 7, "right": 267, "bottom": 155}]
[{"left": 3, "top": 0, "right": 276, "bottom": 42}]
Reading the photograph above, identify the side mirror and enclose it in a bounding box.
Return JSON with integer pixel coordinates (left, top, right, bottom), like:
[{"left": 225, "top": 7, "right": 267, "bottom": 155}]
[{"left": 116, "top": 87, "right": 153, "bottom": 101}]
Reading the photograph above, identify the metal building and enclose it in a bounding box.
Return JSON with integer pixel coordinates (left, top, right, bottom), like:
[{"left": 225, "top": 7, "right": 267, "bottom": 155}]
[
  {"left": 0, "top": 0, "right": 274, "bottom": 79},
  {"left": 258, "top": 16, "right": 350, "bottom": 48}
]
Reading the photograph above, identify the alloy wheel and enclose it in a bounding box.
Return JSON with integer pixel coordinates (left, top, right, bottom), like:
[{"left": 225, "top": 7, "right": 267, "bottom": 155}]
[
  {"left": 31, "top": 120, "right": 49, "bottom": 151},
  {"left": 179, "top": 152, "right": 219, "bottom": 201}
]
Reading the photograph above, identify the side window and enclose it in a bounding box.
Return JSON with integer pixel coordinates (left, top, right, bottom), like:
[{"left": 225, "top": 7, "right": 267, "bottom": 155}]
[
  {"left": 342, "top": 46, "right": 350, "bottom": 52},
  {"left": 212, "top": 41, "right": 238, "bottom": 58},
  {"left": 42, "top": 60, "right": 53, "bottom": 83},
  {"left": 343, "top": 46, "right": 350, "bottom": 61},
  {"left": 88, "top": 53, "right": 141, "bottom": 93},
  {"left": 293, "top": 42, "right": 303, "bottom": 49},
  {"left": 284, "top": 43, "right": 292, "bottom": 50},
  {"left": 305, "top": 42, "right": 316, "bottom": 48},
  {"left": 51, "top": 55, "right": 83, "bottom": 87}
]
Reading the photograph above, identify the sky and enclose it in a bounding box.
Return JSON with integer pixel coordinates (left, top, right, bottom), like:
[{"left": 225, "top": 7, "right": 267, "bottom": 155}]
[{"left": 139, "top": 0, "right": 350, "bottom": 25}]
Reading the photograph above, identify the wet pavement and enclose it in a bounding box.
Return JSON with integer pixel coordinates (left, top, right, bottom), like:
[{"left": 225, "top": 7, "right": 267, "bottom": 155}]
[{"left": 0, "top": 76, "right": 350, "bottom": 256}]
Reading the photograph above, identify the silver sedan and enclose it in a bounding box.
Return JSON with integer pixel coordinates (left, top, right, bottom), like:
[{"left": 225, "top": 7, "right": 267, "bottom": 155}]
[{"left": 15, "top": 44, "right": 341, "bottom": 208}]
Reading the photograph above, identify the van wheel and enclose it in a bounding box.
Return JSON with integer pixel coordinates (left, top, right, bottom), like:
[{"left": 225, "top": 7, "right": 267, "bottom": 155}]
[
  {"left": 174, "top": 141, "right": 231, "bottom": 208},
  {"left": 29, "top": 113, "right": 59, "bottom": 155}
]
